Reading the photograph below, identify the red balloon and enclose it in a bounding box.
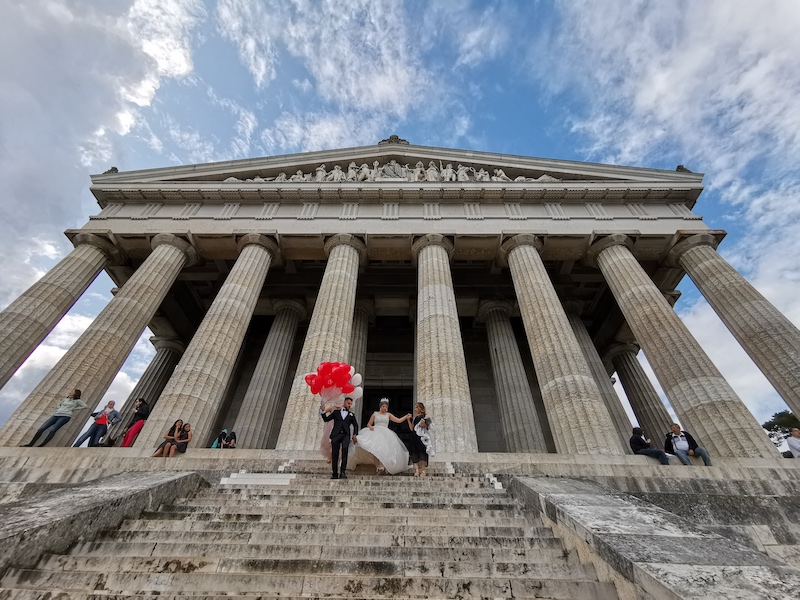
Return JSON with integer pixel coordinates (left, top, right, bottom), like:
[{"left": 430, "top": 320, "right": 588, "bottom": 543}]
[
  {"left": 311, "top": 381, "right": 323, "bottom": 395},
  {"left": 305, "top": 374, "right": 316, "bottom": 386},
  {"left": 341, "top": 383, "right": 355, "bottom": 393}
]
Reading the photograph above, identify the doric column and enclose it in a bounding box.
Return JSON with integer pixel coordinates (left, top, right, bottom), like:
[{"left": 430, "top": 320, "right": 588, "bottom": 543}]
[
  {"left": 234, "top": 299, "right": 306, "bottom": 449},
  {"left": 605, "top": 343, "right": 672, "bottom": 447},
  {"left": 476, "top": 300, "right": 547, "bottom": 453},
  {"left": 136, "top": 235, "right": 279, "bottom": 449},
  {"left": 563, "top": 303, "right": 632, "bottom": 452},
  {"left": 413, "top": 234, "right": 477, "bottom": 454},
  {"left": 276, "top": 235, "right": 365, "bottom": 451},
  {"left": 587, "top": 235, "right": 776, "bottom": 458},
  {"left": 103, "top": 336, "right": 185, "bottom": 445},
  {"left": 500, "top": 235, "right": 624, "bottom": 455},
  {"left": 348, "top": 299, "right": 374, "bottom": 420},
  {"left": 0, "top": 234, "right": 122, "bottom": 391},
  {"left": 0, "top": 234, "right": 196, "bottom": 447},
  {"left": 667, "top": 233, "right": 800, "bottom": 417}
]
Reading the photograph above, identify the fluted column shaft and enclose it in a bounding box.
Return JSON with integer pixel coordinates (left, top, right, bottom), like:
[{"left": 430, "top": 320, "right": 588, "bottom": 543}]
[
  {"left": 104, "top": 337, "right": 185, "bottom": 444},
  {"left": 137, "top": 235, "right": 277, "bottom": 449},
  {"left": 606, "top": 343, "right": 672, "bottom": 447},
  {"left": 0, "top": 234, "right": 195, "bottom": 447},
  {"left": 669, "top": 234, "right": 800, "bottom": 417},
  {"left": 478, "top": 301, "right": 547, "bottom": 453},
  {"left": 234, "top": 299, "right": 306, "bottom": 449},
  {"left": 501, "top": 235, "right": 623, "bottom": 455},
  {"left": 590, "top": 236, "right": 776, "bottom": 458},
  {"left": 276, "top": 235, "right": 365, "bottom": 451},
  {"left": 0, "top": 234, "right": 121, "bottom": 391},
  {"left": 348, "top": 299, "right": 374, "bottom": 420},
  {"left": 413, "top": 235, "right": 478, "bottom": 454},
  {"left": 565, "top": 307, "right": 632, "bottom": 452}
]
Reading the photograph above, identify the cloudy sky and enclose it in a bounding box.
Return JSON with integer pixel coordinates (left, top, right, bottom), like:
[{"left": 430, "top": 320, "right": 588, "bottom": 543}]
[{"left": 1, "top": 0, "right": 799, "bottom": 437}]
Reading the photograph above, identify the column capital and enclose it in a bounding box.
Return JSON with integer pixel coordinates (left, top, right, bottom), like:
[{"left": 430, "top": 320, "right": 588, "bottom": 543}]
[
  {"left": 272, "top": 298, "right": 308, "bottom": 321},
  {"left": 354, "top": 298, "right": 376, "bottom": 324},
  {"left": 150, "top": 233, "right": 198, "bottom": 267},
  {"left": 411, "top": 234, "right": 454, "bottom": 259},
  {"left": 499, "top": 234, "right": 542, "bottom": 266},
  {"left": 72, "top": 233, "right": 124, "bottom": 266},
  {"left": 664, "top": 233, "right": 720, "bottom": 268},
  {"left": 324, "top": 234, "right": 366, "bottom": 262},
  {"left": 149, "top": 336, "right": 186, "bottom": 356},
  {"left": 584, "top": 234, "right": 633, "bottom": 268},
  {"left": 603, "top": 342, "right": 641, "bottom": 363},
  {"left": 475, "top": 299, "right": 513, "bottom": 323},
  {"left": 237, "top": 234, "right": 281, "bottom": 263}
]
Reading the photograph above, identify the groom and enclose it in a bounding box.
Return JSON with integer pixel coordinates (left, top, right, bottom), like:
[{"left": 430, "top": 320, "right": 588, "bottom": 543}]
[{"left": 320, "top": 397, "right": 359, "bottom": 479}]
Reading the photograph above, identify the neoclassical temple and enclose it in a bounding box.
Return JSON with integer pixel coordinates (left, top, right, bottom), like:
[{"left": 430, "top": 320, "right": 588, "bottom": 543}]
[{"left": 1, "top": 137, "right": 797, "bottom": 459}]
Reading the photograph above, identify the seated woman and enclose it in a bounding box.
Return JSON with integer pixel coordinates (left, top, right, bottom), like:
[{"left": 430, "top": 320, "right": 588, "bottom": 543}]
[
  {"left": 349, "top": 398, "right": 410, "bottom": 475},
  {"left": 169, "top": 423, "right": 192, "bottom": 456},
  {"left": 152, "top": 419, "right": 182, "bottom": 457},
  {"left": 211, "top": 428, "right": 227, "bottom": 448},
  {"left": 222, "top": 431, "right": 237, "bottom": 449}
]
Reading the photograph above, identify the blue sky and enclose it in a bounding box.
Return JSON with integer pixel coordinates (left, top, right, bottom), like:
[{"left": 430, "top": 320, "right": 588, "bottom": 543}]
[{"left": 1, "top": 0, "right": 799, "bottom": 432}]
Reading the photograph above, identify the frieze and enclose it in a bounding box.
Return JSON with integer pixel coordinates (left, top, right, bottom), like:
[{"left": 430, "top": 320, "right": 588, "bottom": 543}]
[{"left": 221, "top": 160, "right": 563, "bottom": 185}]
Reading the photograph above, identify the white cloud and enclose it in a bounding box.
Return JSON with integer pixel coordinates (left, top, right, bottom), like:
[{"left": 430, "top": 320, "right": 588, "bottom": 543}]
[{"left": 545, "top": 0, "right": 800, "bottom": 421}]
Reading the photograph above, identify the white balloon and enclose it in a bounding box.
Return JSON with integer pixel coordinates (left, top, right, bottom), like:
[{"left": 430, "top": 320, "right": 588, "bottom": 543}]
[
  {"left": 349, "top": 365, "right": 356, "bottom": 376},
  {"left": 350, "top": 386, "right": 364, "bottom": 399},
  {"left": 350, "top": 373, "right": 362, "bottom": 386}
]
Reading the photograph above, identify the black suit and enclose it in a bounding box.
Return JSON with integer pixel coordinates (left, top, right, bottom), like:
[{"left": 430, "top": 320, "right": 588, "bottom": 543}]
[{"left": 321, "top": 409, "right": 359, "bottom": 476}]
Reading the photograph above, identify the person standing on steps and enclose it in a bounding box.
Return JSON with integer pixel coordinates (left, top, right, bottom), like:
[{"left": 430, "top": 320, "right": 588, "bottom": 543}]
[
  {"left": 320, "top": 397, "right": 358, "bottom": 479},
  {"left": 349, "top": 398, "right": 410, "bottom": 475},
  {"left": 72, "top": 400, "right": 120, "bottom": 447},
  {"left": 121, "top": 398, "right": 150, "bottom": 447},
  {"left": 22, "top": 389, "right": 87, "bottom": 447},
  {"left": 407, "top": 402, "right": 434, "bottom": 477}
]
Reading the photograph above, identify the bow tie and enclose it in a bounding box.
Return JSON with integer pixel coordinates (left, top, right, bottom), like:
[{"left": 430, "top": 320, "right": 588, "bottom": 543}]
[{"left": 341, "top": 409, "right": 348, "bottom": 413}]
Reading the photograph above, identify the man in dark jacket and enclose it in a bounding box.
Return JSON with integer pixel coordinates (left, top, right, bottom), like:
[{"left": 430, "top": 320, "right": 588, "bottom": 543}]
[
  {"left": 664, "top": 423, "right": 712, "bottom": 466},
  {"left": 630, "top": 427, "right": 670, "bottom": 465}
]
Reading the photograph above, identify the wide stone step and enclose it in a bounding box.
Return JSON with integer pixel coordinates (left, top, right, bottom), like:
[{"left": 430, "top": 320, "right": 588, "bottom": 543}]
[
  {"left": 116, "top": 519, "right": 543, "bottom": 536},
  {"left": 93, "top": 529, "right": 556, "bottom": 548},
  {"left": 219, "top": 478, "right": 490, "bottom": 491},
  {"left": 155, "top": 504, "right": 523, "bottom": 519},
  {"left": 0, "top": 570, "right": 618, "bottom": 599},
  {"left": 34, "top": 554, "right": 587, "bottom": 578},
  {"left": 67, "top": 541, "right": 570, "bottom": 562},
  {"left": 171, "top": 498, "right": 519, "bottom": 512},
  {"left": 138, "top": 509, "right": 531, "bottom": 527},
  {"left": 212, "top": 488, "right": 506, "bottom": 501}
]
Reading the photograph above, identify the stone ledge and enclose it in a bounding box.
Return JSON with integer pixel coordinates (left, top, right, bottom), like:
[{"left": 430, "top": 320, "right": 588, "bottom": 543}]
[
  {"left": 0, "top": 470, "right": 205, "bottom": 574},
  {"left": 507, "top": 476, "right": 800, "bottom": 599}
]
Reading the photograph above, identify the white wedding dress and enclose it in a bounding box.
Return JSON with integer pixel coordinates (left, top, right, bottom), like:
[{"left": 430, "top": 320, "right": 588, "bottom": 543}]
[{"left": 348, "top": 412, "right": 409, "bottom": 474}]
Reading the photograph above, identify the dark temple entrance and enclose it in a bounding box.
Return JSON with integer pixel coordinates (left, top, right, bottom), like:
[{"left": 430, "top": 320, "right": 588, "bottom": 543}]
[{"left": 361, "top": 387, "right": 415, "bottom": 447}]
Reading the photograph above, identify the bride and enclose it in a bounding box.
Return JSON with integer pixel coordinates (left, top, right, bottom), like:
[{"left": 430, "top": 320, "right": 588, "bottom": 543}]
[{"left": 349, "top": 398, "right": 410, "bottom": 474}]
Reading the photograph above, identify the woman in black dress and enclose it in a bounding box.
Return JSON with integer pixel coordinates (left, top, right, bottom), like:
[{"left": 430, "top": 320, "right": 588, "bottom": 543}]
[
  {"left": 406, "top": 402, "right": 433, "bottom": 477},
  {"left": 152, "top": 419, "right": 182, "bottom": 457}
]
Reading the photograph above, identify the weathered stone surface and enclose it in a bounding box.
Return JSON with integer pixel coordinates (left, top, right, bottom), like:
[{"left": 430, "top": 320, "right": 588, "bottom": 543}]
[
  {"left": 589, "top": 236, "right": 776, "bottom": 459},
  {"left": 0, "top": 234, "right": 121, "bottom": 392},
  {"left": 276, "top": 235, "right": 365, "bottom": 451},
  {"left": 669, "top": 234, "right": 800, "bottom": 418},
  {"left": 234, "top": 299, "right": 306, "bottom": 449},
  {"left": 348, "top": 299, "right": 374, "bottom": 420},
  {"left": 0, "top": 234, "right": 196, "bottom": 448},
  {"left": 413, "top": 235, "right": 477, "bottom": 453},
  {"left": 138, "top": 236, "right": 278, "bottom": 448},
  {"left": 501, "top": 235, "right": 624, "bottom": 456},
  {"left": 0, "top": 470, "right": 204, "bottom": 573}
]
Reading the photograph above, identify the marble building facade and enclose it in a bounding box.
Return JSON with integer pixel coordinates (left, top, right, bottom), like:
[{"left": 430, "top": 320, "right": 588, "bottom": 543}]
[{"left": 0, "top": 137, "right": 797, "bottom": 460}]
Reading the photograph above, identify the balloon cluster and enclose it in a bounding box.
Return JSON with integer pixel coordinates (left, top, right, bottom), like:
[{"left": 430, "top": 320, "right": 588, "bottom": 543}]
[{"left": 305, "top": 361, "right": 364, "bottom": 410}]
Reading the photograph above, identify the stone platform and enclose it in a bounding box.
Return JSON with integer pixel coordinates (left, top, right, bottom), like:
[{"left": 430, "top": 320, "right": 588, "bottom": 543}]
[{"left": 0, "top": 448, "right": 798, "bottom": 598}]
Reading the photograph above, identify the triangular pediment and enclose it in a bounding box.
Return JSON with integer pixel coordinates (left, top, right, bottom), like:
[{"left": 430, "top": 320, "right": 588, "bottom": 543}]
[{"left": 91, "top": 142, "right": 703, "bottom": 187}]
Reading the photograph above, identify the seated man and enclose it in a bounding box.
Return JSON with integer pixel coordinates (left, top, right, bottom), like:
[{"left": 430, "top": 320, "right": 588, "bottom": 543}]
[
  {"left": 784, "top": 428, "right": 800, "bottom": 458},
  {"left": 630, "top": 427, "right": 669, "bottom": 465},
  {"left": 664, "top": 423, "right": 712, "bottom": 466}
]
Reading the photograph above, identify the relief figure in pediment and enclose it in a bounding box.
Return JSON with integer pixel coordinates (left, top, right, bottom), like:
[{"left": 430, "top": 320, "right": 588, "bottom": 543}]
[
  {"left": 411, "top": 161, "right": 425, "bottom": 181},
  {"left": 369, "top": 160, "right": 381, "bottom": 181},
  {"left": 381, "top": 159, "right": 405, "bottom": 178},
  {"left": 474, "top": 168, "right": 490, "bottom": 182},
  {"left": 491, "top": 168, "right": 512, "bottom": 182},
  {"left": 356, "top": 163, "right": 371, "bottom": 182},
  {"left": 315, "top": 164, "right": 327, "bottom": 182},
  {"left": 425, "top": 161, "right": 440, "bottom": 182},
  {"left": 346, "top": 162, "right": 359, "bottom": 181},
  {"left": 274, "top": 172, "right": 287, "bottom": 182},
  {"left": 440, "top": 163, "right": 455, "bottom": 182},
  {"left": 456, "top": 164, "right": 472, "bottom": 182},
  {"left": 326, "top": 165, "right": 345, "bottom": 182},
  {"left": 290, "top": 170, "right": 305, "bottom": 181}
]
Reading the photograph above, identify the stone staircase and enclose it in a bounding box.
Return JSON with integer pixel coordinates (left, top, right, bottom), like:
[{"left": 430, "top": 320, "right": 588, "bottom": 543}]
[{"left": 0, "top": 471, "right": 619, "bottom": 599}]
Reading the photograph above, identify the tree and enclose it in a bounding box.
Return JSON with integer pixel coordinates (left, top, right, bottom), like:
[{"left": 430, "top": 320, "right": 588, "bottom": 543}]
[{"left": 761, "top": 410, "right": 800, "bottom": 433}]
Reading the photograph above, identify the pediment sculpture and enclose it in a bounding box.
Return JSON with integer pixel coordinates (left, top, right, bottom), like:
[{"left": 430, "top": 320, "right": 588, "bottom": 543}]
[{"left": 221, "top": 160, "right": 563, "bottom": 184}]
